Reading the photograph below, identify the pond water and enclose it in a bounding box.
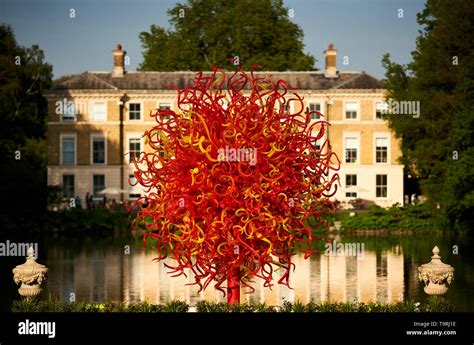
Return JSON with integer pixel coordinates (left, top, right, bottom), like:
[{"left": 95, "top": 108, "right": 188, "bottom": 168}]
[{"left": 2, "top": 233, "right": 474, "bottom": 311}]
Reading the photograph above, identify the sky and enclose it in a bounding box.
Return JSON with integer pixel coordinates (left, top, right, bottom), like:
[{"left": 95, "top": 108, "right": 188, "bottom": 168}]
[{"left": 0, "top": 0, "right": 426, "bottom": 79}]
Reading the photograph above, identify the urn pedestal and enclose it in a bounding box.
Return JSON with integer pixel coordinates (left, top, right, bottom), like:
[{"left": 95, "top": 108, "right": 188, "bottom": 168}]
[
  {"left": 12, "top": 247, "right": 48, "bottom": 300},
  {"left": 418, "top": 246, "right": 454, "bottom": 295}
]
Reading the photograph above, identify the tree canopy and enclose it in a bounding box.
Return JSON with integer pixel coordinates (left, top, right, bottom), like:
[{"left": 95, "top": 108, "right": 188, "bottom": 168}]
[
  {"left": 382, "top": 0, "right": 474, "bottom": 232},
  {"left": 0, "top": 24, "right": 52, "bottom": 215},
  {"left": 0, "top": 24, "right": 52, "bottom": 157},
  {"left": 139, "top": 0, "right": 316, "bottom": 71}
]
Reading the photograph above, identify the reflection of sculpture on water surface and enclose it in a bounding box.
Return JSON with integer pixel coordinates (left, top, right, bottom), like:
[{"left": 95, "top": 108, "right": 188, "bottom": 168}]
[{"left": 45, "top": 247, "right": 406, "bottom": 305}]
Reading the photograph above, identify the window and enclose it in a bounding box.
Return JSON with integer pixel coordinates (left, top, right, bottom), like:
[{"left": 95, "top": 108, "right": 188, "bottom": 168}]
[
  {"left": 129, "top": 138, "right": 141, "bottom": 163},
  {"left": 91, "top": 102, "right": 106, "bottom": 121},
  {"left": 62, "top": 175, "right": 75, "bottom": 199},
  {"left": 345, "top": 102, "right": 358, "bottom": 120},
  {"left": 345, "top": 174, "right": 357, "bottom": 198},
  {"left": 129, "top": 174, "right": 141, "bottom": 198},
  {"left": 280, "top": 102, "right": 291, "bottom": 114},
  {"left": 375, "top": 138, "right": 388, "bottom": 163},
  {"left": 92, "top": 137, "right": 106, "bottom": 164},
  {"left": 159, "top": 103, "right": 171, "bottom": 120},
  {"left": 375, "top": 102, "right": 388, "bottom": 120},
  {"left": 60, "top": 100, "right": 75, "bottom": 121},
  {"left": 309, "top": 103, "right": 321, "bottom": 120},
  {"left": 376, "top": 174, "right": 387, "bottom": 198},
  {"left": 345, "top": 137, "right": 358, "bottom": 163},
  {"left": 346, "top": 174, "right": 357, "bottom": 187},
  {"left": 93, "top": 175, "right": 105, "bottom": 197},
  {"left": 62, "top": 110, "right": 75, "bottom": 121},
  {"left": 61, "top": 137, "right": 75, "bottom": 165},
  {"left": 129, "top": 103, "right": 141, "bottom": 120}
]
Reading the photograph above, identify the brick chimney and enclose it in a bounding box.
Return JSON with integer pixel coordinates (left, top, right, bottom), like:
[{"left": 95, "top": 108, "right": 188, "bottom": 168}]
[
  {"left": 324, "top": 43, "right": 338, "bottom": 78},
  {"left": 112, "top": 43, "right": 126, "bottom": 78}
]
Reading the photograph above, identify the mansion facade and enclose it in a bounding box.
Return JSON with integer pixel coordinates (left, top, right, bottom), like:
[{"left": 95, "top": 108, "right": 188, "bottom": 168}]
[{"left": 45, "top": 44, "right": 403, "bottom": 208}]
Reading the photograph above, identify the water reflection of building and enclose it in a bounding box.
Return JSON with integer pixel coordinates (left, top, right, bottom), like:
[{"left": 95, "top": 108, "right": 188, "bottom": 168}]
[{"left": 46, "top": 246, "right": 404, "bottom": 305}]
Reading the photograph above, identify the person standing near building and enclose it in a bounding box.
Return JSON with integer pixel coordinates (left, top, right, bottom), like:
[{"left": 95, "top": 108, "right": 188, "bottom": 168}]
[
  {"left": 88, "top": 193, "right": 94, "bottom": 209},
  {"left": 85, "top": 192, "right": 90, "bottom": 209},
  {"left": 75, "top": 196, "right": 82, "bottom": 209}
]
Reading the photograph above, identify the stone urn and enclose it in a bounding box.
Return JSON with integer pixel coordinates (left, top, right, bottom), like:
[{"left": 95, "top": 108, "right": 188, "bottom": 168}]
[
  {"left": 418, "top": 246, "right": 454, "bottom": 295},
  {"left": 12, "top": 247, "right": 48, "bottom": 299}
]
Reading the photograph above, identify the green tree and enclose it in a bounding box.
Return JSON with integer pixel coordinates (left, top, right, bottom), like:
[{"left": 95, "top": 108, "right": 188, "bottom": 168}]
[
  {"left": 0, "top": 24, "right": 52, "bottom": 219},
  {"left": 382, "top": 0, "right": 474, "bottom": 232},
  {"left": 139, "top": 0, "right": 316, "bottom": 71}
]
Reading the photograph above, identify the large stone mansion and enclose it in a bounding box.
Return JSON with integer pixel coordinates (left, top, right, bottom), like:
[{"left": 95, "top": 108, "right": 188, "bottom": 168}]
[{"left": 45, "top": 44, "right": 403, "bottom": 208}]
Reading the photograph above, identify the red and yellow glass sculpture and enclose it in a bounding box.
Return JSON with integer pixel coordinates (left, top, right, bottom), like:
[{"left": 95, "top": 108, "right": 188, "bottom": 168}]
[{"left": 131, "top": 67, "right": 339, "bottom": 304}]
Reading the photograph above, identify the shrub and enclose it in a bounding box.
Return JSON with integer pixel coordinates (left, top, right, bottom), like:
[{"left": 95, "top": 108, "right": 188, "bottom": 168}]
[
  {"left": 423, "top": 296, "right": 454, "bottom": 312},
  {"left": 127, "top": 301, "right": 163, "bottom": 312},
  {"left": 339, "top": 203, "right": 441, "bottom": 232},
  {"left": 279, "top": 300, "right": 294, "bottom": 312},
  {"left": 251, "top": 302, "right": 277, "bottom": 312},
  {"left": 165, "top": 300, "right": 189, "bottom": 312},
  {"left": 12, "top": 298, "right": 455, "bottom": 313}
]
